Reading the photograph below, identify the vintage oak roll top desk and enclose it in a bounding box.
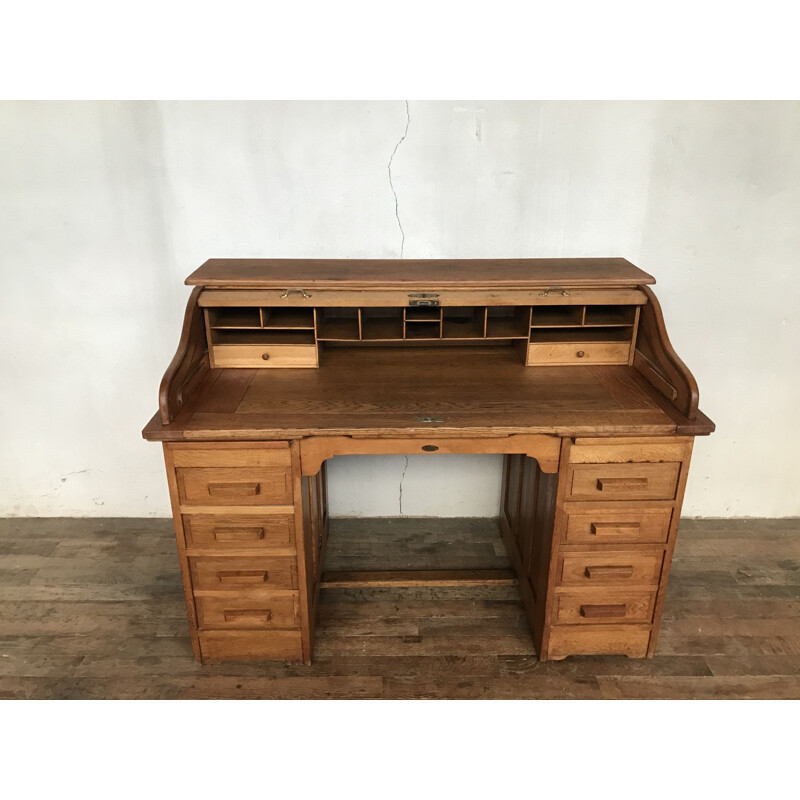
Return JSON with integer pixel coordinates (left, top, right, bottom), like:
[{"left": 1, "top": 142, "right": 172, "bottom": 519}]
[{"left": 142, "top": 259, "right": 714, "bottom": 663}]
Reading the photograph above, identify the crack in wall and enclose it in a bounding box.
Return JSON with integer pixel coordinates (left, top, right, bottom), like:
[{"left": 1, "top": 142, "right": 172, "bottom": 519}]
[
  {"left": 398, "top": 455, "right": 409, "bottom": 516},
  {"left": 388, "top": 100, "right": 410, "bottom": 258}
]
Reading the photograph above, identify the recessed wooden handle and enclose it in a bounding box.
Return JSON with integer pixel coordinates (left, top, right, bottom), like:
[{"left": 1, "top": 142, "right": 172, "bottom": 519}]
[
  {"left": 213, "top": 527, "right": 265, "bottom": 542},
  {"left": 590, "top": 521, "right": 641, "bottom": 536},
  {"left": 223, "top": 609, "right": 273, "bottom": 623},
  {"left": 580, "top": 604, "right": 627, "bottom": 618},
  {"left": 217, "top": 570, "right": 269, "bottom": 584},
  {"left": 207, "top": 482, "right": 261, "bottom": 497},
  {"left": 421, "top": 445, "right": 439, "bottom": 452},
  {"left": 584, "top": 565, "right": 635, "bottom": 579},
  {"left": 596, "top": 477, "right": 648, "bottom": 492}
]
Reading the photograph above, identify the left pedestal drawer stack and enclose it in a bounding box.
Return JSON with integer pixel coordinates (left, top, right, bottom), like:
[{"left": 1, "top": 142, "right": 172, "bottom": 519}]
[{"left": 162, "top": 442, "right": 308, "bottom": 663}]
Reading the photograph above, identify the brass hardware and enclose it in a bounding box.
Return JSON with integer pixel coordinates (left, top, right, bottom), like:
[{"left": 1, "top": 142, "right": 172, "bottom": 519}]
[
  {"left": 576, "top": 350, "right": 585, "bottom": 358},
  {"left": 408, "top": 292, "right": 440, "bottom": 307},
  {"left": 280, "top": 288, "right": 312, "bottom": 298},
  {"left": 414, "top": 416, "right": 444, "bottom": 423},
  {"left": 539, "top": 286, "right": 570, "bottom": 297}
]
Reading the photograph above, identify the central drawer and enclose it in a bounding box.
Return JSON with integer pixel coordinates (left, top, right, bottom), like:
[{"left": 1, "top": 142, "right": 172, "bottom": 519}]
[
  {"left": 176, "top": 467, "right": 293, "bottom": 506},
  {"left": 190, "top": 556, "right": 298, "bottom": 591}
]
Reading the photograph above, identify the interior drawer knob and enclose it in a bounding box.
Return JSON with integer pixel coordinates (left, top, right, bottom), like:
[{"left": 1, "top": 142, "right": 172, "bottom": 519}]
[
  {"left": 261, "top": 353, "right": 270, "bottom": 360},
  {"left": 576, "top": 350, "right": 585, "bottom": 358}
]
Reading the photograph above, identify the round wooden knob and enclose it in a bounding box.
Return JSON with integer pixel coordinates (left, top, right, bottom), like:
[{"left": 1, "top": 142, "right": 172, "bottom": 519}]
[
  {"left": 576, "top": 350, "right": 585, "bottom": 358},
  {"left": 261, "top": 353, "right": 270, "bottom": 361}
]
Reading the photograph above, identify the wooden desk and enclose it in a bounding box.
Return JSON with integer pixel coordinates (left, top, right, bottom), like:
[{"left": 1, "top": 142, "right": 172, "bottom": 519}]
[{"left": 143, "top": 259, "right": 714, "bottom": 663}]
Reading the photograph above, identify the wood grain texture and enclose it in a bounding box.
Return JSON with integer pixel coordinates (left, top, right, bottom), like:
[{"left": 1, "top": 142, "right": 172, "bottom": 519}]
[
  {"left": 186, "top": 257, "right": 655, "bottom": 288},
  {"left": 0, "top": 517, "right": 797, "bottom": 698},
  {"left": 144, "top": 346, "right": 713, "bottom": 442}
]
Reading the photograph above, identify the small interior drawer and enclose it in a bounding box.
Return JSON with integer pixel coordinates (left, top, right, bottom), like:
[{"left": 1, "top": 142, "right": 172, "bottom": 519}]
[
  {"left": 563, "top": 507, "right": 672, "bottom": 544},
  {"left": 195, "top": 592, "right": 300, "bottom": 630},
  {"left": 183, "top": 514, "right": 295, "bottom": 550},
  {"left": 567, "top": 462, "right": 681, "bottom": 501},
  {"left": 557, "top": 551, "right": 664, "bottom": 587},
  {"left": 554, "top": 588, "right": 657, "bottom": 625},
  {"left": 176, "top": 467, "right": 293, "bottom": 506},
  {"left": 190, "top": 556, "right": 298, "bottom": 590},
  {"left": 212, "top": 344, "right": 318, "bottom": 368},
  {"left": 527, "top": 341, "right": 630, "bottom": 366}
]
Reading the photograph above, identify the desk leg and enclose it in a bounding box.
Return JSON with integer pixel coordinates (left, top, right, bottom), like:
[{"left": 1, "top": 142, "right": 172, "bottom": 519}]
[{"left": 300, "top": 461, "right": 329, "bottom": 664}]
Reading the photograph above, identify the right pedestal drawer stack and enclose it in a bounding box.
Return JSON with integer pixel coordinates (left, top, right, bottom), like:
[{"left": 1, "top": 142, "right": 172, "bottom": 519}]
[{"left": 542, "top": 436, "right": 694, "bottom": 660}]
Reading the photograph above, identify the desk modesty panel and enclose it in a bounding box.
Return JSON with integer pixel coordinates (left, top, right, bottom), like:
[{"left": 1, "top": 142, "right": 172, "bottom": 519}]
[{"left": 142, "top": 259, "right": 714, "bottom": 664}]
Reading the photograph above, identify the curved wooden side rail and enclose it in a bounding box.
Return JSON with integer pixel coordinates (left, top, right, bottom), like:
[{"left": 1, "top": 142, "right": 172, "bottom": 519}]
[
  {"left": 633, "top": 285, "right": 700, "bottom": 420},
  {"left": 158, "top": 287, "right": 210, "bottom": 424}
]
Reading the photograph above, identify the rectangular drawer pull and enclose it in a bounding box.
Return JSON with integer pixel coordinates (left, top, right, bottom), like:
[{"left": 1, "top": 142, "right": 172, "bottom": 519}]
[
  {"left": 212, "top": 527, "right": 266, "bottom": 542},
  {"left": 580, "top": 604, "right": 627, "bottom": 619},
  {"left": 590, "top": 521, "right": 641, "bottom": 536},
  {"left": 207, "top": 482, "right": 261, "bottom": 497},
  {"left": 223, "top": 609, "right": 273, "bottom": 623},
  {"left": 584, "top": 565, "right": 635, "bottom": 579},
  {"left": 596, "top": 477, "right": 648, "bottom": 492},
  {"left": 216, "top": 569, "right": 269, "bottom": 584}
]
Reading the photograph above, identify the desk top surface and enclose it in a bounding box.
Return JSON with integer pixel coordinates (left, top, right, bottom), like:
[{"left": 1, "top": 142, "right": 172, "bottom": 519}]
[
  {"left": 186, "top": 258, "right": 655, "bottom": 289},
  {"left": 144, "top": 345, "right": 712, "bottom": 441}
]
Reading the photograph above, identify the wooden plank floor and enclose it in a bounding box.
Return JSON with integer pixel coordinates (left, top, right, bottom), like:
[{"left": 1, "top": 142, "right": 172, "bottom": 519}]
[{"left": 0, "top": 517, "right": 798, "bottom": 699}]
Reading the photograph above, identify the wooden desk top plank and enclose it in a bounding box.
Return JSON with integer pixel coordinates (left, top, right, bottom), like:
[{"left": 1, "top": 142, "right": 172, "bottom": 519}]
[
  {"left": 186, "top": 258, "right": 655, "bottom": 289},
  {"left": 142, "top": 346, "right": 697, "bottom": 441}
]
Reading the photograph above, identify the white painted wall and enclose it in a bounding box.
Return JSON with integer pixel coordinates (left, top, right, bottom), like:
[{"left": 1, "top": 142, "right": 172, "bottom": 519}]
[{"left": 1, "top": 101, "right": 798, "bottom": 518}]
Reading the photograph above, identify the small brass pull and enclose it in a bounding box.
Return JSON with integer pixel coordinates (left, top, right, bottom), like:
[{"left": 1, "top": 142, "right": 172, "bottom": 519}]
[
  {"left": 280, "top": 288, "right": 312, "bottom": 298},
  {"left": 538, "top": 286, "right": 570, "bottom": 297}
]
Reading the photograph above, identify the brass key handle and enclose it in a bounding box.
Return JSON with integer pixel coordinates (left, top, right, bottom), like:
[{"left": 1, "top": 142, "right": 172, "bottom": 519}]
[
  {"left": 280, "top": 288, "right": 312, "bottom": 298},
  {"left": 538, "top": 286, "right": 570, "bottom": 297}
]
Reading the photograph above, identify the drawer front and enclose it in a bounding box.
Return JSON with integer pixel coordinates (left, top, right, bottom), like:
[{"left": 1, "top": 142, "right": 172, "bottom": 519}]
[
  {"left": 564, "top": 508, "right": 672, "bottom": 545},
  {"left": 196, "top": 593, "right": 300, "bottom": 630},
  {"left": 558, "top": 552, "right": 664, "bottom": 587},
  {"left": 554, "top": 589, "right": 657, "bottom": 625},
  {"left": 172, "top": 446, "right": 291, "bottom": 469},
  {"left": 190, "top": 556, "right": 298, "bottom": 590},
  {"left": 568, "top": 462, "right": 680, "bottom": 501},
  {"left": 527, "top": 341, "right": 630, "bottom": 366},
  {"left": 212, "top": 344, "right": 318, "bottom": 368},
  {"left": 183, "top": 514, "right": 295, "bottom": 550},
  {"left": 198, "top": 629, "right": 304, "bottom": 662},
  {"left": 547, "top": 625, "right": 651, "bottom": 659},
  {"left": 176, "top": 467, "right": 293, "bottom": 506}
]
